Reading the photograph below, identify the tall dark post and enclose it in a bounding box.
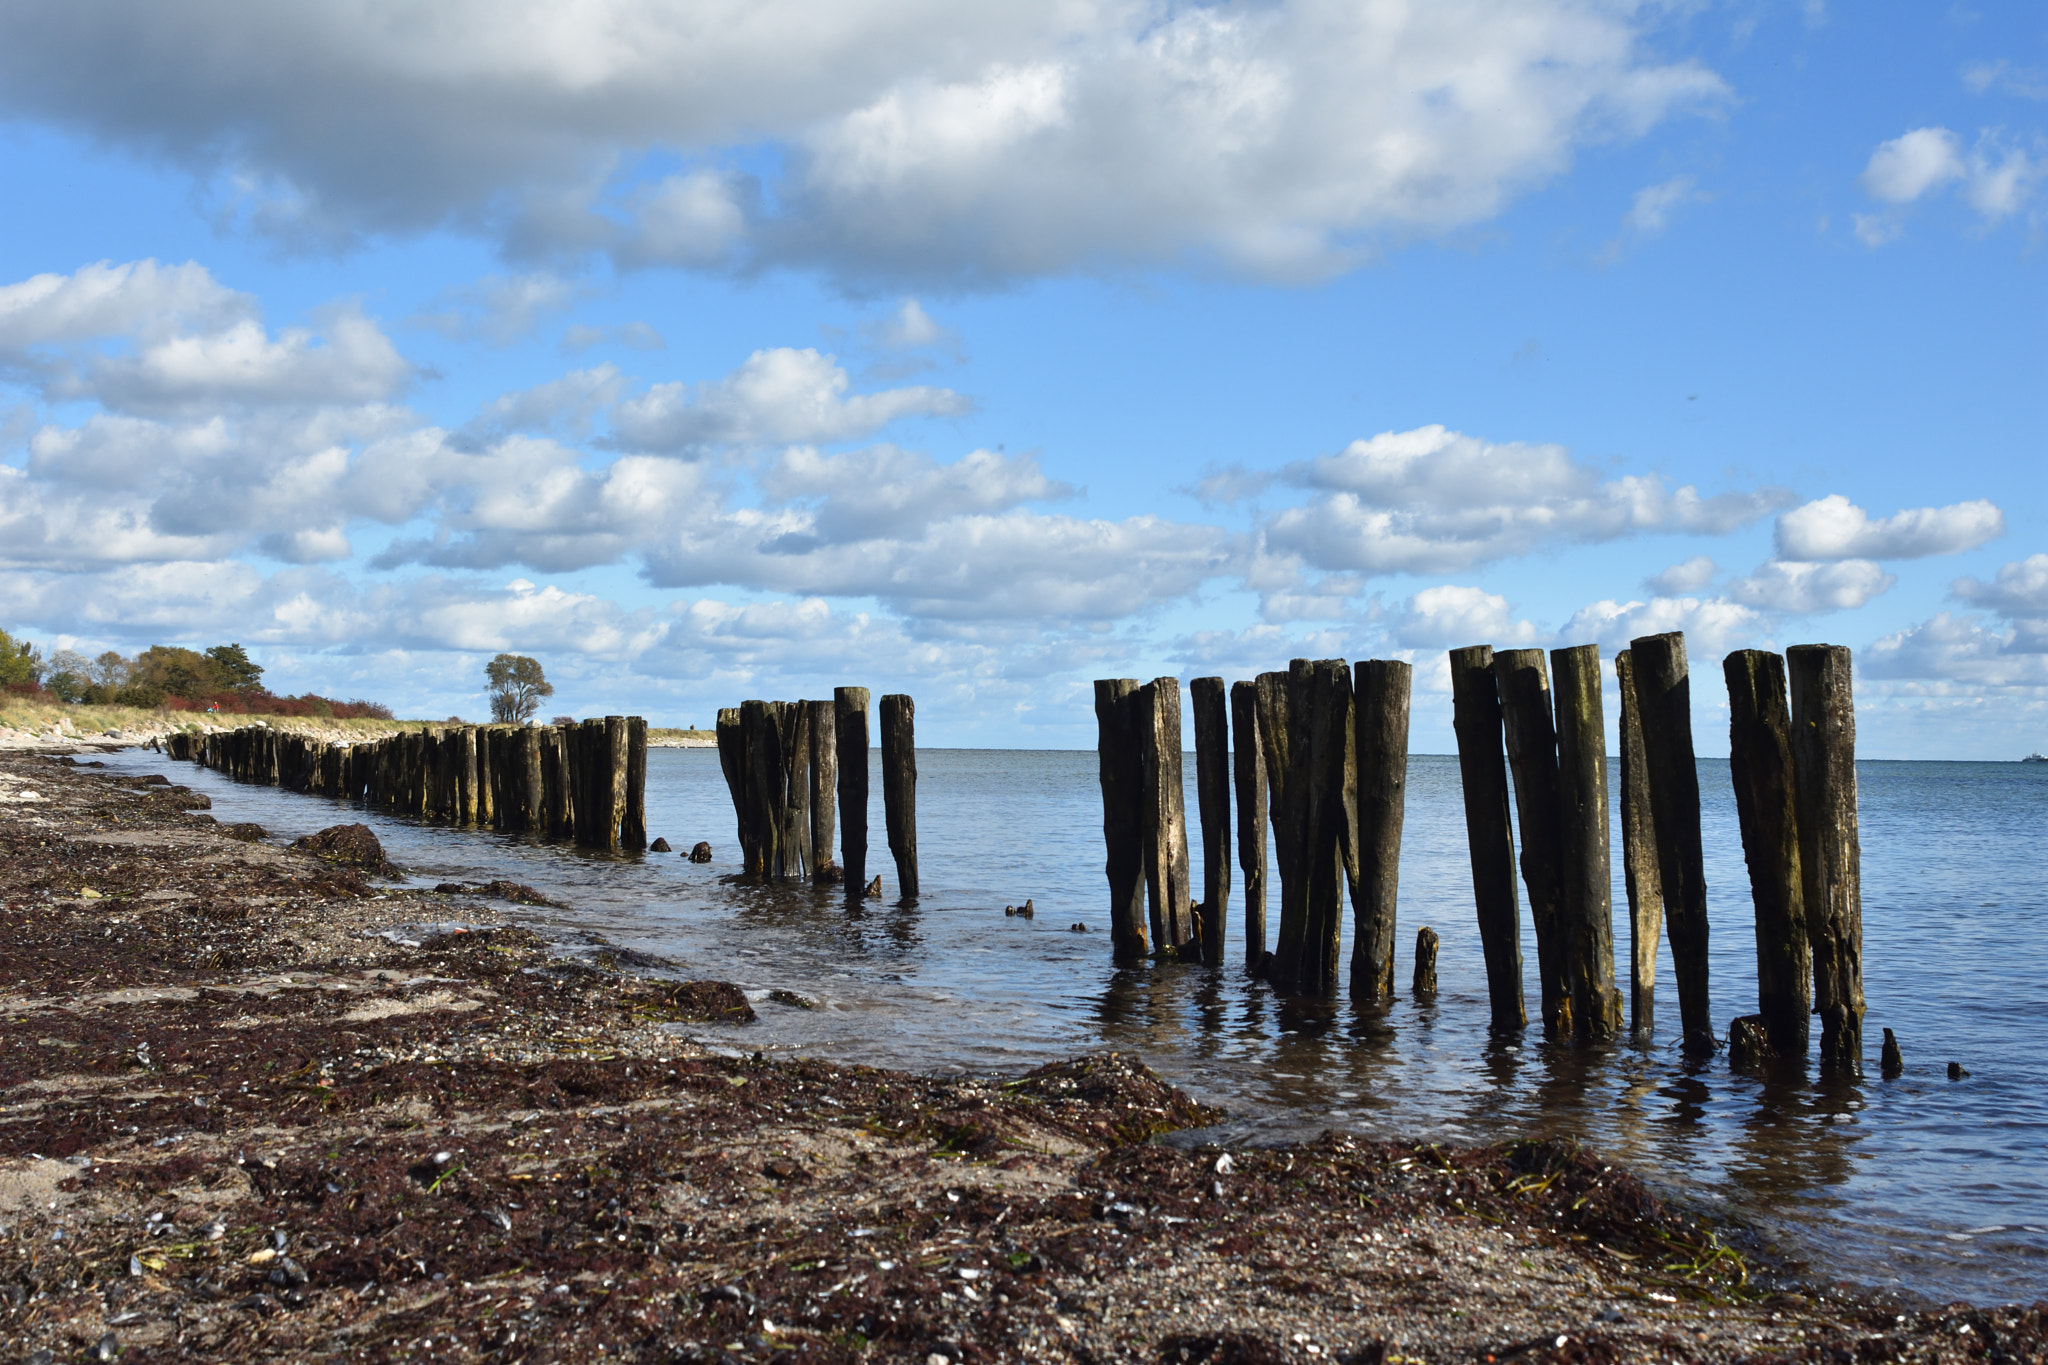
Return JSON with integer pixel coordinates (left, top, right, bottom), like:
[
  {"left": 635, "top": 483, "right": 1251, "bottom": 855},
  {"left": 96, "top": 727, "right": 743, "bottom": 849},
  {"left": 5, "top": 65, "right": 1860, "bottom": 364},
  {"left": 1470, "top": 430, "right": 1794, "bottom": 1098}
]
[
  {"left": 1229, "top": 681, "right": 1268, "bottom": 973},
  {"left": 623, "top": 717, "right": 648, "bottom": 849},
  {"left": 1788, "top": 643, "right": 1864, "bottom": 1072},
  {"left": 780, "top": 703, "right": 811, "bottom": 880},
  {"left": 834, "top": 688, "right": 870, "bottom": 906},
  {"left": 717, "top": 707, "right": 745, "bottom": 858},
  {"left": 1552, "top": 645, "right": 1622, "bottom": 1040},
  {"left": 808, "top": 699, "right": 837, "bottom": 881},
  {"left": 1448, "top": 644, "right": 1525, "bottom": 1033},
  {"left": 519, "top": 725, "right": 543, "bottom": 833},
  {"left": 1725, "top": 649, "right": 1812, "bottom": 1059},
  {"left": 1095, "top": 679, "right": 1148, "bottom": 959},
  {"left": 1190, "top": 677, "right": 1232, "bottom": 967},
  {"left": 1136, "top": 678, "right": 1194, "bottom": 954},
  {"left": 1351, "top": 659, "right": 1410, "bottom": 1002},
  {"left": 879, "top": 693, "right": 919, "bottom": 901},
  {"left": 1295, "top": 659, "right": 1355, "bottom": 996},
  {"left": 473, "top": 726, "right": 493, "bottom": 827},
  {"left": 1614, "top": 649, "right": 1663, "bottom": 1040},
  {"left": 1258, "top": 664, "right": 1309, "bottom": 982},
  {"left": 543, "top": 725, "right": 573, "bottom": 838},
  {"left": 740, "top": 701, "right": 783, "bottom": 880},
  {"left": 1495, "top": 648, "right": 1572, "bottom": 1039},
  {"left": 1626, "top": 631, "right": 1715, "bottom": 1055}
]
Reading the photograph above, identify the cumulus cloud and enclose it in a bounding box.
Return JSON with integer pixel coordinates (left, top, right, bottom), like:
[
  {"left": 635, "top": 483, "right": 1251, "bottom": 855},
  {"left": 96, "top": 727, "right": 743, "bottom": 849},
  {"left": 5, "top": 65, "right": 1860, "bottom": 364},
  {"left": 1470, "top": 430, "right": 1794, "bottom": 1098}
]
[
  {"left": 0, "top": 1, "right": 1725, "bottom": 286},
  {"left": 458, "top": 364, "right": 628, "bottom": 446},
  {"left": 1645, "top": 555, "right": 1716, "bottom": 595},
  {"left": 761, "top": 444, "right": 1070, "bottom": 543},
  {"left": 1861, "top": 128, "right": 1966, "bottom": 203},
  {"left": 1261, "top": 424, "right": 1788, "bottom": 575},
  {"left": 1773, "top": 493, "right": 2004, "bottom": 561},
  {"left": 1855, "top": 125, "right": 2044, "bottom": 242},
  {"left": 1953, "top": 553, "right": 2048, "bottom": 651},
  {"left": 1557, "top": 594, "right": 1768, "bottom": 658},
  {"left": 411, "top": 272, "right": 577, "bottom": 345},
  {"left": 1386, "top": 585, "right": 1544, "bottom": 650},
  {"left": 607, "top": 347, "right": 971, "bottom": 452},
  {"left": 1726, "top": 558, "right": 1895, "bottom": 613},
  {"left": 0, "top": 259, "right": 250, "bottom": 353}
]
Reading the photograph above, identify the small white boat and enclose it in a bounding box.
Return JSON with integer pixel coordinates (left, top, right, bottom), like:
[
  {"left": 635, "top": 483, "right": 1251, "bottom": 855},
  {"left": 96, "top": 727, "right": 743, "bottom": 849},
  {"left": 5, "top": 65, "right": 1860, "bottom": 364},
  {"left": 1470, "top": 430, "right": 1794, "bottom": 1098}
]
[{"left": 2023, "top": 752, "right": 2048, "bottom": 764}]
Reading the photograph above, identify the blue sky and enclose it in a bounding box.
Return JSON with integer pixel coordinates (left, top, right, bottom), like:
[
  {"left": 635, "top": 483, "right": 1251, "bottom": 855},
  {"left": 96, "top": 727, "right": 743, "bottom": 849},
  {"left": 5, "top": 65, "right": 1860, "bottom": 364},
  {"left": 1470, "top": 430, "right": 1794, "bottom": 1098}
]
[{"left": 0, "top": 1, "right": 2042, "bottom": 755}]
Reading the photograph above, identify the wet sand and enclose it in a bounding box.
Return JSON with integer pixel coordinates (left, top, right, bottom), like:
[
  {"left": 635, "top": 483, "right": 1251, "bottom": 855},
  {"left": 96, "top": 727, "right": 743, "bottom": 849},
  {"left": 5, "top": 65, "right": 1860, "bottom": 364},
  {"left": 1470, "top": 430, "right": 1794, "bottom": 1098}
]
[{"left": 0, "top": 749, "right": 2038, "bottom": 1363}]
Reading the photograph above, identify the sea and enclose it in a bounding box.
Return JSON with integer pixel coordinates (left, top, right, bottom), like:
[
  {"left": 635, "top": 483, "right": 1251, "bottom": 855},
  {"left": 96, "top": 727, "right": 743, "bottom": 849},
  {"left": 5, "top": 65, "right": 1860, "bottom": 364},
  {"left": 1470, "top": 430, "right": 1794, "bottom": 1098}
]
[{"left": 99, "top": 744, "right": 2048, "bottom": 1305}]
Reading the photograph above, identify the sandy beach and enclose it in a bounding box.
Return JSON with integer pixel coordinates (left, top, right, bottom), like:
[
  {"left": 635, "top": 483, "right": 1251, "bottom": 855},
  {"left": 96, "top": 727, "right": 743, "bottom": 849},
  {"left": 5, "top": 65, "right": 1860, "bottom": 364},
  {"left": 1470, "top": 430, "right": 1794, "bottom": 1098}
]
[{"left": 0, "top": 748, "right": 2036, "bottom": 1363}]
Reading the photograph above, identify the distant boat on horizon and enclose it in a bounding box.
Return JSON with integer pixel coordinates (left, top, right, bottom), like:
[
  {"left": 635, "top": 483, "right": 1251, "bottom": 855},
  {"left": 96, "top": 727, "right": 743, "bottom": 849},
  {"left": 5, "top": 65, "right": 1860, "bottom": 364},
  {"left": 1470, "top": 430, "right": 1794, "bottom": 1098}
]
[{"left": 2024, "top": 752, "right": 2048, "bottom": 763}]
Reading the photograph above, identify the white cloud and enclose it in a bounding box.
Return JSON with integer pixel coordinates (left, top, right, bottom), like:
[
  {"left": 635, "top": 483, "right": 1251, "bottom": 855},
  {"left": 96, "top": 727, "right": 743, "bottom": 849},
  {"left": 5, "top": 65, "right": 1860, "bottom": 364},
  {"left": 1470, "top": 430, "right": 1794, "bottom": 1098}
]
[
  {"left": 1962, "top": 61, "right": 2048, "bottom": 101},
  {"left": 0, "top": 259, "right": 250, "bottom": 353},
  {"left": 459, "top": 364, "right": 628, "bottom": 445},
  {"left": 1726, "top": 558, "right": 1895, "bottom": 613},
  {"left": 761, "top": 444, "right": 1070, "bottom": 543},
  {"left": 412, "top": 272, "right": 577, "bottom": 345},
  {"left": 1623, "top": 175, "right": 1703, "bottom": 237},
  {"left": 1954, "top": 553, "right": 2048, "bottom": 651},
  {"left": 0, "top": 1, "right": 1726, "bottom": 286},
  {"left": 863, "top": 299, "right": 959, "bottom": 356},
  {"left": 1386, "top": 584, "right": 1544, "bottom": 650},
  {"left": 1645, "top": 554, "right": 1716, "bottom": 594},
  {"left": 1557, "top": 594, "right": 1769, "bottom": 658},
  {"left": 1262, "top": 424, "right": 1788, "bottom": 575},
  {"left": 607, "top": 347, "right": 972, "bottom": 452},
  {"left": 1773, "top": 493, "right": 2004, "bottom": 561},
  {"left": 1854, "top": 125, "right": 2044, "bottom": 241},
  {"left": 1860, "top": 127, "right": 1966, "bottom": 204}
]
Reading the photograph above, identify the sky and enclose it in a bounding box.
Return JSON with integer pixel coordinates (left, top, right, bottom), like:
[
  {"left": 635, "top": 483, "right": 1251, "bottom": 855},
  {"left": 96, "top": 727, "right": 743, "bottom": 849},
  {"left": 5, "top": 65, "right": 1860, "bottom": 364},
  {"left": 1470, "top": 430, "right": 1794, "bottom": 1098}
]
[{"left": 0, "top": 1, "right": 2042, "bottom": 757}]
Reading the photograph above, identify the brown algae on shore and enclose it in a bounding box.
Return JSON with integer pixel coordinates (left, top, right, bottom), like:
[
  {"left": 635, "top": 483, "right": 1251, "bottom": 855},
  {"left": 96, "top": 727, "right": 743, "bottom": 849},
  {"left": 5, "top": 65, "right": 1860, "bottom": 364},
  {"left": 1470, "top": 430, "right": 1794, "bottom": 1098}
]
[{"left": 0, "top": 750, "right": 2040, "bottom": 1363}]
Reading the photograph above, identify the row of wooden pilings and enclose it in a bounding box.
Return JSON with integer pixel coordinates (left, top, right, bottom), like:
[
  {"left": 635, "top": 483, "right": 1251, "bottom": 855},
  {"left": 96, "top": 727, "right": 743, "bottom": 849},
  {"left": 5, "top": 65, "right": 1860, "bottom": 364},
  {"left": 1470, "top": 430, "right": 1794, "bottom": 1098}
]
[
  {"left": 1093, "top": 630, "right": 1867, "bottom": 1069},
  {"left": 163, "top": 718, "right": 652, "bottom": 849},
  {"left": 714, "top": 689, "right": 920, "bottom": 898}
]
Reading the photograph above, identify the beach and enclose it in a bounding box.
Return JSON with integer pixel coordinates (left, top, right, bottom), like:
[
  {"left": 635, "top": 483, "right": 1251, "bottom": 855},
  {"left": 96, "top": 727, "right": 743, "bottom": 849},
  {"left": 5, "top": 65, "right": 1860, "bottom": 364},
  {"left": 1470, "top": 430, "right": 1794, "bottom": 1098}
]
[{"left": 0, "top": 747, "right": 2038, "bottom": 1363}]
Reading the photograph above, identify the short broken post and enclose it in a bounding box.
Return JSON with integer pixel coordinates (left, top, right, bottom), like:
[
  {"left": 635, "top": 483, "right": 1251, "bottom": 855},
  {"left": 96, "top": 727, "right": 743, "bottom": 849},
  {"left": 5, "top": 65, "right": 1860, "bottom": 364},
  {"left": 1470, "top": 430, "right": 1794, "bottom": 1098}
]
[
  {"left": 1412, "top": 926, "right": 1439, "bottom": 998},
  {"left": 1448, "top": 644, "right": 1525, "bottom": 1033},
  {"left": 879, "top": 693, "right": 918, "bottom": 901},
  {"left": 1190, "top": 676, "right": 1232, "bottom": 967}
]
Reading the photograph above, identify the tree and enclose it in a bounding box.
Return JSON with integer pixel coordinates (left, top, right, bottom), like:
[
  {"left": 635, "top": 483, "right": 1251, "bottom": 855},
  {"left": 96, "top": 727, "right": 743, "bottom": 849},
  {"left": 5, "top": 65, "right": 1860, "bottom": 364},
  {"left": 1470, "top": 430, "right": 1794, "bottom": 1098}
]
[
  {"left": 44, "top": 649, "right": 91, "bottom": 703},
  {"left": 90, "top": 651, "right": 130, "bottom": 690},
  {"left": 0, "top": 631, "right": 44, "bottom": 688},
  {"left": 128, "top": 645, "right": 217, "bottom": 703},
  {"left": 205, "top": 643, "right": 264, "bottom": 693},
  {"left": 485, "top": 653, "right": 553, "bottom": 724}
]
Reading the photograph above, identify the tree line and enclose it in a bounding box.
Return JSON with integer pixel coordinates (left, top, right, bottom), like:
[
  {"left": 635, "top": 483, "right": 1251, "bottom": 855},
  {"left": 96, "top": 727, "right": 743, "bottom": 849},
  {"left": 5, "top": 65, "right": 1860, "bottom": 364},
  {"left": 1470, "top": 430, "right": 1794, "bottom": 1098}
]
[{"left": 0, "top": 631, "right": 391, "bottom": 719}]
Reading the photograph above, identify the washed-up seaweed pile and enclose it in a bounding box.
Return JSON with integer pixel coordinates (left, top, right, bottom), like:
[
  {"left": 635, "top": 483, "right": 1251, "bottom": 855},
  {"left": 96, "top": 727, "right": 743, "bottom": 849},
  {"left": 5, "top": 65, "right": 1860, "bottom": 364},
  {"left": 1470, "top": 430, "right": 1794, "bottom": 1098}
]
[{"left": 0, "top": 752, "right": 2040, "bottom": 1364}]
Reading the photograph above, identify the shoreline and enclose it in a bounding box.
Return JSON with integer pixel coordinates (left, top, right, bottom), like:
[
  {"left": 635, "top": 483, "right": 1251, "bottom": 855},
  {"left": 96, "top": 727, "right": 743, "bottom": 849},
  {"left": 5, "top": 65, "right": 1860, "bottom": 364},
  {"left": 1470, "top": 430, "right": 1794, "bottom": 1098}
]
[{"left": 0, "top": 750, "right": 2037, "bottom": 1362}]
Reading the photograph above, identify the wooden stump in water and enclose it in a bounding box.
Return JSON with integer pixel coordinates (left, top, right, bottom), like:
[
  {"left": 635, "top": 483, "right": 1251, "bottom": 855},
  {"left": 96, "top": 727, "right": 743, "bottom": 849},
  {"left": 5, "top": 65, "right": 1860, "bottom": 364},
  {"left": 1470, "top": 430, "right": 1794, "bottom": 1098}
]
[
  {"left": 1229, "top": 681, "right": 1268, "bottom": 973},
  {"left": 623, "top": 717, "right": 648, "bottom": 850},
  {"left": 601, "top": 716, "right": 629, "bottom": 850},
  {"left": 1553, "top": 644, "right": 1623, "bottom": 1041},
  {"left": 1626, "top": 631, "right": 1715, "bottom": 1055},
  {"left": 1350, "top": 659, "right": 1409, "bottom": 1004},
  {"left": 779, "top": 703, "right": 811, "bottom": 881},
  {"left": 1190, "top": 676, "right": 1232, "bottom": 967},
  {"left": 1727, "top": 1014, "right": 1771, "bottom": 1071},
  {"left": 544, "top": 724, "right": 574, "bottom": 839},
  {"left": 879, "top": 694, "right": 918, "bottom": 901},
  {"left": 1881, "top": 1028, "right": 1903, "bottom": 1079},
  {"left": 518, "top": 726, "right": 543, "bottom": 833},
  {"left": 834, "top": 688, "right": 870, "bottom": 908},
  {"left": 1724, "top": 649, "right": 1812, "bottom": 1059},
  {"left": 1136, "top": 677, "right": 1195, "bottom": 956},
  {"left": 716, "top": 707, "right": 745, "bottom": 856},
  {"left": 1295, "top": 659, "right": 1354, "bottom": 997},
  {"left": 1495, "top": 648, "right": 1571, "bottom": 1038},
  {"left": 1254, "top": 668, "right": 1304, "bottom": 983},
  {"left": 739, "top": 701, "right": 783, "bottom": 880},
  {"left": 1788, "top": 643, "right": 1865, "bottom": 1074},
  {"left": 1448, "top": 644, "right": 1526, "bottom": 1033},
  {"left": 807, "top": 699, "right": 836, "bottom": 882},
  {"left": 1412, "top": 926, "right": 1439, "bottom": 998},
  {"left": 1095, "top": 678, "right": 1148, "bottom": 961},
  {"left": 1614, "top": 648, "right": 1664, "bottom": 1042}
]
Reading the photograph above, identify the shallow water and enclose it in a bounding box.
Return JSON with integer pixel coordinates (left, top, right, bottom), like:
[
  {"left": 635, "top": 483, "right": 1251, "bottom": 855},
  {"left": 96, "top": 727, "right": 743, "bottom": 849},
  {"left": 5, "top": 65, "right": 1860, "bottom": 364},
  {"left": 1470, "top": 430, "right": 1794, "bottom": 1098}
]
[{"left": 101, "top": 745, "right": 2048, "bottom": 1304}]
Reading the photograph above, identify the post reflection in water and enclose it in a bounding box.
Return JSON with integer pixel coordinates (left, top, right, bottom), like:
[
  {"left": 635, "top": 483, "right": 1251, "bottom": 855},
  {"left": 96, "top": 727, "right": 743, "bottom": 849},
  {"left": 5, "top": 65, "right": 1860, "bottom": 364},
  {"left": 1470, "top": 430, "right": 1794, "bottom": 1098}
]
[{"left": 94, "top": 743, "right": 2048, "bottom": 1305}]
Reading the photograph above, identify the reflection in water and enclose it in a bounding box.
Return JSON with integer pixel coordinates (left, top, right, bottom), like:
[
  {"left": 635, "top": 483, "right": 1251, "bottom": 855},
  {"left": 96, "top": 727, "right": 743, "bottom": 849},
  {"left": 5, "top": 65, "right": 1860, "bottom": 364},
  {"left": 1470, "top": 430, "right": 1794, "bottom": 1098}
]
[{"left": 94, "top": 744, "right": 2048, "bottom": 1305}]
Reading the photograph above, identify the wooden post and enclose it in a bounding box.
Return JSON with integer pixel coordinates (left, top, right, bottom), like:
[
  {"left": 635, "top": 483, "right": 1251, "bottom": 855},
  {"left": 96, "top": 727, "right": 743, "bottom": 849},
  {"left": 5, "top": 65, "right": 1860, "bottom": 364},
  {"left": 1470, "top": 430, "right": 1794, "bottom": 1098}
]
[
  {"left": 1229, "top": 681, "right": 1267, "bottom": 973},
  {"left": 716, "top": 707, "right": 745, "bottom": 858},
  {"left": 1614, "top": 648, "right": 1663, "bottom": 1041},
  {"left": 1496, "top": 648, "right": 1572, "bottom": 1038},
  {"left": 1788, "top": 643, "right": 1864, "bottom": 1072},
  {"left": 518, "top": 726, "right": 542, "bottom": 832},
  {"left": 808, "top": 699, "right": 836, "bottom": 881},
  {"left": 1724, "top": 649, "right": 1812, "bottom": 1059},
  {"left": 1626, "top": 631, "right": 1715, "bottom": 1055},
  {"left": 1553, "top": 644, "right": 1622, "bottom": 1040},
  {"left": 1351, "top": 659, "right": 1410, "bottom": 1003},
  {"left": 1137, "top": 677, "right": 1195, "bottom": 955},
  {"left": 543, "top": 724, "right": 573, "bottom": 838},
  {"left": 1257, "top": 664, "right": 1309, "bottom": 981},
  {"left": 879, "top": 694, "right": 919, "bottom": 900},
  {"left": 780, "top": 703, "right": 811, "bottom": 881},
  {"left": 834, "top": 688, "right": 870, "bottom": 905},
  {"left": 1095, "top": 679, "right": 1148, "bottom": 960},
  {"left": 1449, "top": 644, "right": 1525, "bottom": 1033},
  {"left": 740, "top": 701, "right": 782, "bottom": 879},
  {"left": 1190, "top": 676, "right": 1231, "bottom": 967},
  {"left": 1297, "top": 659, "right": 1354, "bottom": 996},
  {"left": 1413, "top": 926, "right": 1439, "bottom": 997},
  {"left": 473, "top": 726, "right": 492, "bottom": 826},
  {"left": 623, "top": 717, "right": 648, "bottom": 849}
]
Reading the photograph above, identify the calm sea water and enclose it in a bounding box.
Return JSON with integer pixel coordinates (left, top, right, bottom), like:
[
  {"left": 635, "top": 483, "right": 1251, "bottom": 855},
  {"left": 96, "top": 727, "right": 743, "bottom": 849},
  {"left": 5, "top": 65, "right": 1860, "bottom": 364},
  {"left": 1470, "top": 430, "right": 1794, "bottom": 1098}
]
[{"left": 101, "top": 745, "right": 2048, "bottom": 1304}]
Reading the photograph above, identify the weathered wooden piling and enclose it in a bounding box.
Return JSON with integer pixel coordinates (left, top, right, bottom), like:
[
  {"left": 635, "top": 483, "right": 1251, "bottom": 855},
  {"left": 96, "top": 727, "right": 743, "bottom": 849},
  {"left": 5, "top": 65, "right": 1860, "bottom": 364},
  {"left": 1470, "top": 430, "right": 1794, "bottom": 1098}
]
[
  {"left": 1413, "top": 926, "right": 1439, "bottom": 997},
  {"left": 807, "top": 699, "right": 837, "bottom": 881},
  {"left": 834, "top": 688, "right": 870, "bottom": 904},
  {"left": 1552, "top": 644, "right": 1622, "bottom": 1040},
  {"left": 1293, "top": 659, "right": 1354, "bottom": 996},
  {"left": 1613, "top": 649, "right": 1663, "bottom": 1040},
  {"left": 1724, "top": 649, "right": 1812, "bottom": 1060},
  {"left": 716, "top": 707, "right": 744, "bottom": 854},
  {"left": 1190, "top": 677, "right": 1232, "bottom": 967},
  {"left": 1095, "top": 679, "right": 1148, "bottom": 960},
  {"left": 1254, "top": 669, "right": 1304, "bottom": 978},
  {"left": 1787, "top": 643, "right": 1864, "bottom": 1072},
  {"left": 623, "top": 717, "right": 647, "bottom": 850},
  {"left": 1448, "top": 644, "right": 1526, "bottom": 1033},
  {"left": 739, "top": 701, "right": 783, "bottom": 879},
  {"left": 1626, "top": 631, "right": 1715, "bottom": 1054},
  {"left": 1350, "top": 659, "right": 1410, "bottom": 1003},
  {"left": 1137, "top": 677, "right": 1196, "bottom": 957},
  {"left": 1229, "top": 681, "right": 1267, "bottom": 972},
  {"left": 543, "top": 724, "right": 573, "bottom": 839},
  {"left": 517, "top": 725, "right": 543, "bottom": 833},
  {"left": 879, "top": 694, "right": 918, "bottom": 900},
  {"left": 780, "top": 703, "right": 811, "bottom": 881},
  {"left": 1495, "top": 648, "right": 1572, "bottom": 1038}
]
